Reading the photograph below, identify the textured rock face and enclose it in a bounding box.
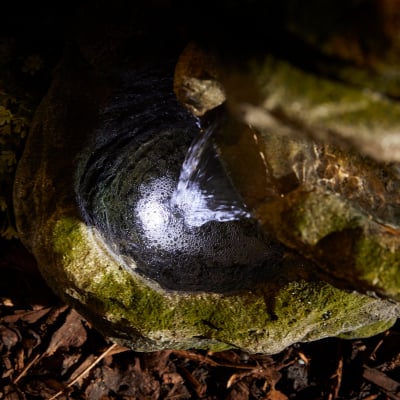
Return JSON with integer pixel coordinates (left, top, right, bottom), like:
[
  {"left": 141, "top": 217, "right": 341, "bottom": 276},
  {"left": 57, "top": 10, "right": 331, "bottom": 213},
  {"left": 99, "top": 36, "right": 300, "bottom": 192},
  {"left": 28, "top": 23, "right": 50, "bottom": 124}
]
[
  {"left": 12, "top": 32, "right": 400, "bottom": 355},
  {"left": 173, "top": 4, "right": 400, "bottom": 302}
]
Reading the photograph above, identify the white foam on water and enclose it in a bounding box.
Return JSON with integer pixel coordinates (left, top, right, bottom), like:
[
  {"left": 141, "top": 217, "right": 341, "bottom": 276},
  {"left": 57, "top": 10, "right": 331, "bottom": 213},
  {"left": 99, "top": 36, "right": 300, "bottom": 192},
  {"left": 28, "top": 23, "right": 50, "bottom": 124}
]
[{"left": 134, "top": 175, "right": 269, "bottom": 267}]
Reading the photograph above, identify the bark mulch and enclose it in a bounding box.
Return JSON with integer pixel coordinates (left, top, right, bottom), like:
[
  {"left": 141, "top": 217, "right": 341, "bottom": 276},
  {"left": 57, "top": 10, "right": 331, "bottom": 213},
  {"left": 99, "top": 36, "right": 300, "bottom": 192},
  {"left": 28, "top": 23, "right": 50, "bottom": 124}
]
[{"left": 1, "top": 239, "right": 400, "bottom": 400}]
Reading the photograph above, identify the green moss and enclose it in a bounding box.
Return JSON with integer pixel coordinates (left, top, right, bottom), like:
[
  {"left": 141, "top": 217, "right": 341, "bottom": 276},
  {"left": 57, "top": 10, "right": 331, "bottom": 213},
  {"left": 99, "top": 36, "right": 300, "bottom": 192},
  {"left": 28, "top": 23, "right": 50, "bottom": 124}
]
[
  {"left": 53, "top": 217, "right": 81, "bottom": 250},
  {"left": 354, "top": 235, "right": 400, "bottom": 299},
  {"left": 52, "top": 217, "right": 171, "bottom": 328},
  {"left": 274, "top": 280, "right": 375, "bottom": 331},
  {"left": 278, "top": 191, "right": 400, "bottom": 300},
  {"left": 121, "top": 285, "right": 174, "bottom": 331},
  {"left": 253, "top": 56, "right": 358, "bottom": 106},
  {"left": 286, "top": 190, "right": 362, "bottom": 245},
  {"left": 338, "top": 318, "right": 397, "bottom": 340},
  {"left": 53, "top": 217, "right": 88, "bottom": 267},
  {"left": 176, "top": 292, "right": 272, "bottom": 343}
]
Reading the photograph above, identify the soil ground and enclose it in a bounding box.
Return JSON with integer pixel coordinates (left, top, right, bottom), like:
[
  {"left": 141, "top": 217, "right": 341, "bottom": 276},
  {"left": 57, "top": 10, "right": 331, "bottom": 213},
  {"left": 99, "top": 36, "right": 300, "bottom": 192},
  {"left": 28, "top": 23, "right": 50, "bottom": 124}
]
[{"left": 1, "top": 239, "right": 399, "bottom": 400}]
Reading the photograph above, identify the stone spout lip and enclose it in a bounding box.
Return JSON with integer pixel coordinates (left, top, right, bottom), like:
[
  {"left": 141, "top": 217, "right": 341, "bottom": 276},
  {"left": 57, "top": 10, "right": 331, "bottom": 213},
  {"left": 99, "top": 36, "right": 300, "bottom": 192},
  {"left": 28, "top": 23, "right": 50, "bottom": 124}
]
[{"left": 13, "top": 41, "right": 400, "bottom": 354}]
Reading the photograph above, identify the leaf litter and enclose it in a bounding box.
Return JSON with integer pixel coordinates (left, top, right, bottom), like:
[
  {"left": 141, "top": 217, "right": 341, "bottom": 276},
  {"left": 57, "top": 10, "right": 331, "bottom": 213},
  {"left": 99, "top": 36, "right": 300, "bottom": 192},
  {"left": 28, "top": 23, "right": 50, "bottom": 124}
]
[{"left": 1, "top": 239, "right": 400, "bottom": 399}]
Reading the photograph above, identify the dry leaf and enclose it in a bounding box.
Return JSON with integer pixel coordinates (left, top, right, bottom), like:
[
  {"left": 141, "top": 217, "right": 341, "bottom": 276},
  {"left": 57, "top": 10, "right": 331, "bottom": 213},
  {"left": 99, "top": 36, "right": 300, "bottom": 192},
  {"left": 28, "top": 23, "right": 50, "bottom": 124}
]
[{"left": 44, "top": 309, "right": 87, "bottom": 356}]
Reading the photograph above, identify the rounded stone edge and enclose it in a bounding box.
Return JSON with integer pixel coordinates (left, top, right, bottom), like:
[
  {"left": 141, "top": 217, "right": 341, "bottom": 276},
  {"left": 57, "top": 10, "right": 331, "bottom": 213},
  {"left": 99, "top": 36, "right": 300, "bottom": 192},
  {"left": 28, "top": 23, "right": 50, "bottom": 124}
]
[{"left": 38, "top": 214, "right": 400, "bottom": 354}]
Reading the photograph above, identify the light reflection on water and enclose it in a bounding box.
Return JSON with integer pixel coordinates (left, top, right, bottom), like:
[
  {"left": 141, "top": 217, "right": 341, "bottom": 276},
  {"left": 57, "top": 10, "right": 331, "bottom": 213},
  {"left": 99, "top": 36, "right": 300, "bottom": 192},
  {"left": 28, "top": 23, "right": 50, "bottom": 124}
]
[{"left": 134, "top": 174, "right": 273, "bottom": 268}]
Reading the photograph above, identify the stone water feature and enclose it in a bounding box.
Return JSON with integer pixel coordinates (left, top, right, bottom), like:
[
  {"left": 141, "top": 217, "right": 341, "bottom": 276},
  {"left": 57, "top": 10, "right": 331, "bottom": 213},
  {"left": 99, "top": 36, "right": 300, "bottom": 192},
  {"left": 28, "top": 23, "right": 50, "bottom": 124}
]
[{"left": 13, "top": 1, "right": 400, "bottom": 353}]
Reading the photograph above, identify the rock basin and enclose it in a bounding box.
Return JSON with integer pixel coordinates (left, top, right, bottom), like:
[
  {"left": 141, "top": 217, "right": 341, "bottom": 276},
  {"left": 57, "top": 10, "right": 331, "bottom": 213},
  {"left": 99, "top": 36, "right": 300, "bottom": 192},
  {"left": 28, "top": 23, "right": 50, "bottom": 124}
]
[{"left": 13, "top": 34, "right": 400, "bottom": 353}]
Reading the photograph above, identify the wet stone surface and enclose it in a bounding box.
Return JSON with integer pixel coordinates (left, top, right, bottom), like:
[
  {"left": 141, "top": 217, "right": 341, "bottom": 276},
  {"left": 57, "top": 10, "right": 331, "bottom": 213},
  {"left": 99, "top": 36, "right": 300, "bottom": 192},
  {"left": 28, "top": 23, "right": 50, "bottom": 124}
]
[{"left": 76, "top": 67, "right": 283, "bottom": 293}]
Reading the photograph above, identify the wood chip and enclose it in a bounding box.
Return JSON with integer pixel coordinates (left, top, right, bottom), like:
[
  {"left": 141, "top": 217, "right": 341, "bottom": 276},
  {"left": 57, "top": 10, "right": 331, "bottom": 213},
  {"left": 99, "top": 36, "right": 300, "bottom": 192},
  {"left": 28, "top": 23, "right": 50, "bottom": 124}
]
[{"left": 363, "top": 365, "right": 400, "bottom": 400}]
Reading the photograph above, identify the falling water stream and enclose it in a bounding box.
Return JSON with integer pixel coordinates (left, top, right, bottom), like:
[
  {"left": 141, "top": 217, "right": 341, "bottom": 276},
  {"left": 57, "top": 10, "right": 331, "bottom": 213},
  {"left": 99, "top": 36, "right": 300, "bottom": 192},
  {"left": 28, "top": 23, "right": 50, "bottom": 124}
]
[{"left": 170, "top": 119, "right": 251, "bottom": 227}]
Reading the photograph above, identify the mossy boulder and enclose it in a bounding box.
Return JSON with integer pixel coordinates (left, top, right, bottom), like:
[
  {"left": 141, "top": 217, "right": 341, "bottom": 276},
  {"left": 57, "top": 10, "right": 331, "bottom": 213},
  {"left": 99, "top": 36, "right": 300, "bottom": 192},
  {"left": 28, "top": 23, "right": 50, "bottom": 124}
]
[{"left": 13, "top": 38, "right": 400, "bottom": 354}]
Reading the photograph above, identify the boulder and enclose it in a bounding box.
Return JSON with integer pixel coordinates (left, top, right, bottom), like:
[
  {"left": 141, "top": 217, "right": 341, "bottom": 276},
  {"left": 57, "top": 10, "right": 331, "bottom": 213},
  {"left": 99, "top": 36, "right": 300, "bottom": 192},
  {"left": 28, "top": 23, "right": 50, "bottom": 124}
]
[
  {"left": 13, "top": 35, "right": 399, "bottom": 354},
  {"left": 173, "top": 1, "right": 400, "bottom": 302}
]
